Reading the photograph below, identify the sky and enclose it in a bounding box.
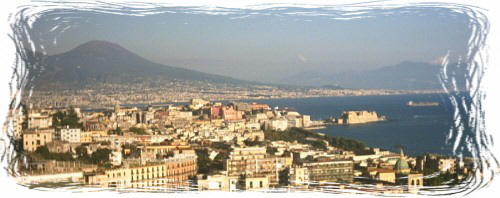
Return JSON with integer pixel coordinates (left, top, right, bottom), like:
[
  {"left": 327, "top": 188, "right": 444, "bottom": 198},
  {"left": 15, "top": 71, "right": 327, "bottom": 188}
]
[{"left": 31, "top": 6, "right": 472, "bottom": 83}]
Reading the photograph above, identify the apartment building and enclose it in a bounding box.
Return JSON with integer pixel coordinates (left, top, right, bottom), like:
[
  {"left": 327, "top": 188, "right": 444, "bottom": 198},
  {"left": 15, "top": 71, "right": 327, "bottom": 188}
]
[
  {"left": 23, "top": 129, "right": 54, "bottom": 152},
  {"left": 84, "top": 154, "right": 198, "bottom": 190},
  {"left": 301, "top": 157, "right": 354, "bottom": 183}
]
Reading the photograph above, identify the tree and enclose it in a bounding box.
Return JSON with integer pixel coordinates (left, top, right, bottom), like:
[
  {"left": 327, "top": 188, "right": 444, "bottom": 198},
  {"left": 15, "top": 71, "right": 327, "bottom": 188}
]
[
  {"left": 75, "top": 145, "right": 90, "bottom": 160},
  {"left": 123, "top": 143, "right": 139, "bottom": 158},
  {"left": 20, "top": 102, "right": 29, "bottom": 130},
  {"left": 35, "top": 146, "right": 50, "bottom": 158},
  {"left": 52, "top": 111, "right": 65, "bottom": 128},
  {"left": 195, "top": 149, "right": 212, "bottom": 174},
  {"left": 129, "top": 127, "right": 147, "bottom": 135},
  {"left": 90, "top": 148, "right": 112, "bottom": 164},
  {"left": 51, "top": 107, "right": 83, "bottom": 129},
  {"left": 62, "top": 107, "right": 82, "bottom": 128},
  {"left": 263, "top": 127, "right": 366, "bottom": 152},
  {"left": 279, "top": 168, "right": 290, "bottom": 186},
  {"left": 34, "top": 146, "right": 73, "bottom": 161},
  {"left": 108, "top": 127, "right": 123, "bottom": 135}
]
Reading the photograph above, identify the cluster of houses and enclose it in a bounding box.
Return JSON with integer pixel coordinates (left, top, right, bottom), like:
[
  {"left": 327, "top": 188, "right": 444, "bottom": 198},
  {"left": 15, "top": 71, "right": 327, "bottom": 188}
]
[{"left": 12, "top": 98, "right": 469, "bottom": 194}]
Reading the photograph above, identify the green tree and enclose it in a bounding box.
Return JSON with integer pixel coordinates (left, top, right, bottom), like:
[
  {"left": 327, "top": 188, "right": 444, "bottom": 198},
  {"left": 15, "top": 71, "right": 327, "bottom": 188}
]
[
  {"left": 264, "top": 127, "right": 366, "bottom": 151},
  {"left": 75, "top": 145, "right": 90, "bottom": 161},
  {"left": 51, "top": 107, "right": 83, "bottom": 129},
  {"left": 90, "top": 148, "right": 112, "bottom": 164},
  {"left": 20, "top": 102, "right": 29, "bottom": 130},
  {"left": 34, "top": 146, "right": 74, "bottom": 161},
  {"left": 35, "top": 146, "right": 50, "bottom": 158},
  {"left": 52, "top": 111, "right": 65, "bottom": 128},
  {"left": 108, "top": 127, "right": 123, "bottom": 135},
  {"left": 279, "top": 168, "right": 290, "bottom": 186},
  {"left": 129, "top": 127, "right": 147, "bottom": 135},
  {"left": 195, "top": 149, "right": 212, "bottom": 174}
]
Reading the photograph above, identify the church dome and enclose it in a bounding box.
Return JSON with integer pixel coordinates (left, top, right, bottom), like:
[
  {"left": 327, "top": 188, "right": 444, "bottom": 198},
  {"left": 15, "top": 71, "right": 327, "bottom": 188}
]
[
  {"left": 394, "top": 158, "right": 410, "bottom": 170},
  {"left": 394, "top": 148, "right": 410, "bottom": 173}
]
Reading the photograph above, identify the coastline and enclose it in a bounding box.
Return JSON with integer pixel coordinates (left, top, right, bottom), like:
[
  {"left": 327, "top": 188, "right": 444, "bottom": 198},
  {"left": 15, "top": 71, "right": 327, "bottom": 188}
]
[{"left": 81, "top": 90, "right": 449, "bottom": 110}]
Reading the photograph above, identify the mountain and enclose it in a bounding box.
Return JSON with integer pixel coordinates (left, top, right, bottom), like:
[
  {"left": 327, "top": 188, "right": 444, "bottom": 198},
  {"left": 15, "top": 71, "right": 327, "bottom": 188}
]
[
  {"left": 279, "top": 70, "right": 330, "bottom": 86},
  {"left": 279, "top": 61, "right": 447, "bottom": 90},
  {"left": 30, "top": 40, "right": 257, "bottom": 90}
]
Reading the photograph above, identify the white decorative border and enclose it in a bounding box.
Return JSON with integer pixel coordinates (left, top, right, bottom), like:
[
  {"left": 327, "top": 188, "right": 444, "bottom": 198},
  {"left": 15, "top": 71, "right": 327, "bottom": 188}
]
[{"left": 1, "top": 0, "right": 498, "bottom": 198}]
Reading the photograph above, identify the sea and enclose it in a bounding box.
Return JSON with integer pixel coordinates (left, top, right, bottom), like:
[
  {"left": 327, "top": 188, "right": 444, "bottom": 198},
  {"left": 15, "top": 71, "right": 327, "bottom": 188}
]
[{"left": 239, "top": 93, "right": 459, "bottom": 156}]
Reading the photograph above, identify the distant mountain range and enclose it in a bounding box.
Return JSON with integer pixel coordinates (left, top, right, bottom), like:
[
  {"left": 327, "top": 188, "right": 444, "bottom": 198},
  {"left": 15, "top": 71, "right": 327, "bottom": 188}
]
[
  {"left": 28, "top": 40, "right": 459, "bottom": 91},
  {"left": 29, "top": 40, "right": 260, "bottom": 90},
  {"left": 279, "top": 61, "right": 458, "bottom": 90}
]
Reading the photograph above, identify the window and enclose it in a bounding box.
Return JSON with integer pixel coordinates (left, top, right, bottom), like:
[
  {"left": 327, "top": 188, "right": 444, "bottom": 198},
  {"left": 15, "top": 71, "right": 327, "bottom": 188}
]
[
  {"left": 260, "top": 181, "right": 263, "bottom": 188},
  {"left": 250, "top": 182, "right": 253, "bottom": 188}
]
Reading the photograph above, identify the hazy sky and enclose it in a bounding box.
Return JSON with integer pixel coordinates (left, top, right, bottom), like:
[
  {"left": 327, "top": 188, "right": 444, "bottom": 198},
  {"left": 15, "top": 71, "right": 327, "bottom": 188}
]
[{"left": 32, "top": 7, "right": 472, "bottom": 82}]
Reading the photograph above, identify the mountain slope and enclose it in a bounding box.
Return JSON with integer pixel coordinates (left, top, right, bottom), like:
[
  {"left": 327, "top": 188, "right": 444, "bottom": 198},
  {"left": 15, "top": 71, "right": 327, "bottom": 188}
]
[
  {"left": 32, "top": 40, "right": 256, "bottom": 90},
  {"left": 332, "top": 61, "right": 442, "bottom": 90},
  {"left": 279, "top": 61, "right": 446, "bottom": 90}
]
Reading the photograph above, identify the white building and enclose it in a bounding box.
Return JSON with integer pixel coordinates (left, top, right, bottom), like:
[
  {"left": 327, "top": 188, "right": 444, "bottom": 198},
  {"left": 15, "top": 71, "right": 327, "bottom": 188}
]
[
  {"left": 267, "top": 119, "right": 288, "bottom": 131},
  {"left": 110, "top": 151, "right": 123, "bottom": 166},
  {"left": 290, "top": 167, "right": 309, "bottom": 186},
  {"left": 28, "top": 111, "right": 52, "bottom": 129},
  {"left": 56, "top": 127, "right": 81, "bottom": 143}
]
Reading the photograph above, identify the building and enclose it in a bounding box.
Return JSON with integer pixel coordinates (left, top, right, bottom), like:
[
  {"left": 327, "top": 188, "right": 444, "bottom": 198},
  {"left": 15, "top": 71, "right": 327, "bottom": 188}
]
[
  {"left": 190, "top": 98, "right": 209, "bottom": 110},
  {"left": 417, "top": 154, "right": 457, "bottom": 173},
  {"left": 224, "top": 146, "right": 290, "bottom": 185},
  {"left": 46, "top": 140, "right": 71, "bottom": 153},
  {"left": 222, "top": 107, "right": 244, "bottom": 121},
  {"left": 55, "top": 127, "right": 81, "bottom": 143},
  {"left": 23, "top": 129, "right": 54, "bottom": 152},
  {"left": 266, "top": 119, "right": 288, "bottom": 131},
  {"left": 407, "top": 173, "right": 424, "bottom": 194},
  {"left": 80, "top": 131, "right": 93, "bottom": 143},
  {"left": 210, "top": 106, "right": 224, "bottom": 119},
  {"left": 339, "top": 111, "right": 385, "bottom": 124},
  {"left": 394, "top": 149, "right": 411, "bottom": 174},
  {"left": 25, "top": 160, "right": 96, "bottom": 174},
  {"left": 239, "top": 175, "right": 270, "bottom": 191},
  {"left": 301, "top": 115, "right": 312, "bottom": 127},
  {"left": 375, "top": 169, "right": 396, "bottom": 183},
  {"left": 110, "top": 151, "right": 123, "bottom": 166},
  {"left": 231, "top": 102, "right": 252, "bottom": 112},
  {"left": 301, "top": 157, "right": 354, "bottom": 183},
  {"left": 197, "top": 174, "right": 234, "bottom": 191},
  {"left": 84, "top": 154, "right": 198, "bottom": 189},
  {"left": 27, "top": 111, "right": 52, "bottom": 129},
  {"left": 9, "top": 109, "right": 24, "bottom": 138},
  {"left": 250, "top": 103, "right": 270, "bottom": 111},
  {"left": 138, "top": 144, "right": 192, "bottom": 158},
  {"left": 197, "top": 173, "right": 270, "bottom": 192},
  {"left": 289, "top": 166, "right": 309, "bottom": 186}
]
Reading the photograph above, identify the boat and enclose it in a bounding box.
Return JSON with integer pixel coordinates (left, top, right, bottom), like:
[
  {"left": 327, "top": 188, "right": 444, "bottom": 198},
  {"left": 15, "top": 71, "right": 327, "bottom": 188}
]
[{"left": 406, "top": 101, "right": 439, "bottom": 107}]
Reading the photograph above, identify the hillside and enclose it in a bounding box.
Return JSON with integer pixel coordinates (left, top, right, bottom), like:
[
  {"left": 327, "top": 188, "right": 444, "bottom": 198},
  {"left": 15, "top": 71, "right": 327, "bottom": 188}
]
[
  {"left": 279, "top": 61, "right": 453, "bottom": 90},
  {"left": 30, "top": 40, "right": 259, "bottom": 90}
]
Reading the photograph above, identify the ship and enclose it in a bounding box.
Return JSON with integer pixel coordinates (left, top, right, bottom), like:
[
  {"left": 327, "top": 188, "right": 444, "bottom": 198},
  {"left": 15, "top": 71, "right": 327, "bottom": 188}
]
[{"left": 406, "top": 101, "right": 439, "bottom": 107}]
